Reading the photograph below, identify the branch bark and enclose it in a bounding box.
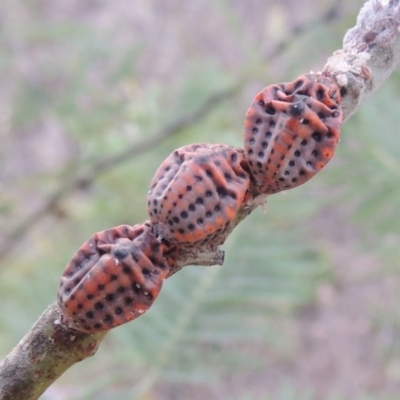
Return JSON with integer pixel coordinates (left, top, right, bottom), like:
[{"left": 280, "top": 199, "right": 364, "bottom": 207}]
[{"left": 1, "top": 0, "right": 400, "bottom": 399}]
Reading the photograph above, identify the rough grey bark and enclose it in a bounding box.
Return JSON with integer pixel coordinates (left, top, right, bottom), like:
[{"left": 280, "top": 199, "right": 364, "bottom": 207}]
[{"left": 1, "top": 1, "right": 400, "bottom": 399}]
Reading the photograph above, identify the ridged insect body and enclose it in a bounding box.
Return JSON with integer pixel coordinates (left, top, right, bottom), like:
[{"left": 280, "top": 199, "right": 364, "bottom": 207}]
[
  {"left": 58, "top": 224, "right": 172, "bottom": 333},
  {"left": 244, "top": 73, "right": 343, "bottom": 194},
  {"left": 147, "top": 143, "right": 250, "bottom": 247}
]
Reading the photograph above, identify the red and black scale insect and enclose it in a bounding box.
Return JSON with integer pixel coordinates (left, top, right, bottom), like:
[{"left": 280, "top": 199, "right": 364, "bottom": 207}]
[
  {"left": 244, "top": 73, "right": 343, "bottom": 194},
  {"left": 58, "top": 223, "right": 174, "bottom": 333},
  {"left": 147, "top": 143, "right": 251, "bottom": 248}
]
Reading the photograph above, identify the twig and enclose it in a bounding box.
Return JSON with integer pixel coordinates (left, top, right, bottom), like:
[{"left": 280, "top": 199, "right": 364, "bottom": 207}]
[{"left": 0, "top": 304, "right": 107, "bottom": 400}]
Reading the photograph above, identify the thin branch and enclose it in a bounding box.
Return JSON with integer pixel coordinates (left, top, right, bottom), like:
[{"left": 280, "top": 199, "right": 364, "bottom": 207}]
[
  {"left": 0, "top": 304, "right": 107, "bottom": 400},
  {"left": 324, "top": 0, "right": 400, "bottom": 119}
]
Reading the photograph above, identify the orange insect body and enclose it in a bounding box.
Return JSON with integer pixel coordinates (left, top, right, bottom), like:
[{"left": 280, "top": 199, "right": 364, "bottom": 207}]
[
  {"left": 147, "top": 143, "right": 250, "bottom": 247},
  {"left": 244, "top": 73, "right": 343, "bottom": 194},
  {"left": 58, "top": 224, "right": 172, "bottom": 333}
]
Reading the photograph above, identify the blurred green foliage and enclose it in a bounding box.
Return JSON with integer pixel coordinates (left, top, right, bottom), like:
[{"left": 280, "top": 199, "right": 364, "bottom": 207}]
[{"left": 1, "top": 1, "right": 400, "bottom": 399}]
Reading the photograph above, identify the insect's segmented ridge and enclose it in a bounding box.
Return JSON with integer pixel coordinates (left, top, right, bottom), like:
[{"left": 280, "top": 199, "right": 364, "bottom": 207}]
[
  {"left": 58, "top": 224, "right": 172, "bottom": 333},
  {"left": 243, "top": 73, "right": 343, "bottom": 194}
]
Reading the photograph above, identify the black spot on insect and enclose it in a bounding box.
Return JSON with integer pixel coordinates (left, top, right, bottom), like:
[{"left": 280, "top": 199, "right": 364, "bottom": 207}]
[
  {"left": 105, "top": 294, "right": 114, "bottom": 302},
  {"left": 180, "top": 211, "right": 188, "bottom": 219},
  {"left": 256, "top": 118, "right": 262, "bottom": 124},
  {"left": 265, "top": 105, "right": 276, "bottom": 115},
  {"left": 124, "top": 297, "right": 133, "bottom": 305},
  {"left": 312, "top": 132, "right": 322, "bottom": 142},
  {"left": 115, "top": 307, "right": 123, "bottom": 315},
  {"left": 186, "top": 185, "right": 192, "bottom": 191},
  {"left": 252, "top": 127, "right": 259, "bottom": 134},
  {"left": 114, "top": 248, "right": 129, "bottom": 259},
  {"left": 132, "top": 283, "right": 141, "bottom": 294},
  {"left": 316, "top": 88, "right": 324, "bottom": 101},
  {"left": 299, "top": 170, "right": 306, "bottom": 176},
  {"left": 217, "top": 186, "right": 227, "bottom": 197},
  {"left": 291, "top": 178, "right": 298, "bottom": 183},
  {"left": 86, "top": 294, "right": 94, "bottom": 300},
  {"left": 294, "top": 150, "right": 301, "bottom": 157},
  {"left": 188, "top": 204, "right": 196, "bottom": 212},
  {"left": 95, "top": 302, "right": 104, "bottom": 311},
  {"left": 97, "top": 284, "right": 105, "bottom": 291},
  {"left": 326, "top": 132, "right": 334, "bottom": 139},
  {"left": 224, "top": 172, "right": 232, "bottom": 181},
  {"left": 196, "top": 197, "right": 204, "bottom": 205},
  {"left": 103, "top": 315, "right": 113, "bottom": 324},
  {"left": 123, "top": 266, "right": 132, "bottom": 274},
  {"left": 86, "top": 311, "right": 94, "bottom": 319},
  {"left": 332, "top": 110, "right": 340, "bottom": 118},
  {"left": 289, "top": 102, "right": 305, "bottom": 117},
  {"left": 188, "top": 224, "right": 195, "bottom": 231},
  {"left": 289, "top": 160, "right": 295, "bottom": 167},
  {"left": 301, "top": 139, "right": 308, "bottom": 146},
  {"left": 94, "top": 323, "right": 102, "bottom": 329}
]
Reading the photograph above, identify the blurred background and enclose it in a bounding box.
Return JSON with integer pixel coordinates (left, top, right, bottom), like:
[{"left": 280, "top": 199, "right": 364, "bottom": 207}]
[{"left": 1, "top": 0, "right": 400, "bottom": 399}]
